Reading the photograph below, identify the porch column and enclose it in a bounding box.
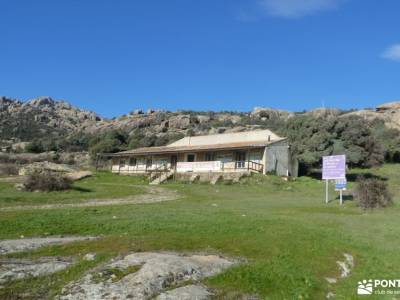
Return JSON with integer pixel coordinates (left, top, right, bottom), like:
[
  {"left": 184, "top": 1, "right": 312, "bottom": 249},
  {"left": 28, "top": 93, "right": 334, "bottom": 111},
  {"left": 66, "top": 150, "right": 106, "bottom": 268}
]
[
  {"left": 246, "top": 149, "right": 250, "bottom": 171},
  {"left": 263, "top": 147, "right": 268, "bottom": 175}
]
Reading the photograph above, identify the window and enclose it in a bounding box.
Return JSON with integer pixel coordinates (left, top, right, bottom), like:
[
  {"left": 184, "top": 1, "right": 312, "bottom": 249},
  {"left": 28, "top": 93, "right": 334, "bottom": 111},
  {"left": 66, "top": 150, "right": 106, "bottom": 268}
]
[
  {"left": 187, "top": 154, "right": 195, "bottom": 162},
  {"left": 205, "top": 152, "right": 214, "bottom": 161},
  {"left": 129, "top": 158, "right": 137, "bottom": 166}
]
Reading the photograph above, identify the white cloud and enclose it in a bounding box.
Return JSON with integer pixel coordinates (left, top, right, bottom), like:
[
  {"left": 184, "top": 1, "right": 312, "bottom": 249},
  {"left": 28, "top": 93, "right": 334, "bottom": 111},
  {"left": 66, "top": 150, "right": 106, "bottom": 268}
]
[
  {"left": 258, "top": 0, "right": 340, "bottom": 18},
  {"left": 382, "top": 44, "right": 400, "bottom": 62}
]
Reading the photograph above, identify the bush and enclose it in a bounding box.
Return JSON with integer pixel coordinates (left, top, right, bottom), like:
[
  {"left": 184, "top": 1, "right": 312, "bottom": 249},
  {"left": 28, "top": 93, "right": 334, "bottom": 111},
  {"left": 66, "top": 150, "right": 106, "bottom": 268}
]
[
  {"left": 23, "top": 170, "right": 72, "bottom": 192},
  {"left": 355, "top": 176, "right": 392, "bottom": 210},
  {"left": 26, "top": 140, "right": 45, "bottom": 153}
]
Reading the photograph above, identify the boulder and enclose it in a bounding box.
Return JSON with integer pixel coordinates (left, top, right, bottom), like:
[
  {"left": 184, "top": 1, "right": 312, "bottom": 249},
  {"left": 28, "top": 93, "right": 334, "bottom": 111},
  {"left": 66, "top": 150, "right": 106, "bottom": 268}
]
[
  {"left": 19, "top": 162, "right": 75, "bottom": 176},
  {"left": 169, "top": 115, "right": 191, "bottom": 129},
  {"left": 26, "top": 96, "right": 55, "bottom": 108},
  {"left": 376, "top": 101, "right": 400, "bottom": 111},
  {"left": 251, "top": 107, "right": 293, "bottom": 120},
  {"left": 132, "top": 109, "right": 143, "bottom": 115},
  {"left": 196, "top": 115, "right": 211, "bottom": 124}
]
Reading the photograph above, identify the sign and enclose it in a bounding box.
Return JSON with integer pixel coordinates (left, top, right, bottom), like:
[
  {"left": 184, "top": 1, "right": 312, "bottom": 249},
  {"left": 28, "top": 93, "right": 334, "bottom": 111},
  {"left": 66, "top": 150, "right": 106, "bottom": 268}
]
[
  {"left": 322, "top": 155, "right": 346, "bottom": 180},
  {"left": 335, "top": 178, "right": 347, "bottom": 191}
]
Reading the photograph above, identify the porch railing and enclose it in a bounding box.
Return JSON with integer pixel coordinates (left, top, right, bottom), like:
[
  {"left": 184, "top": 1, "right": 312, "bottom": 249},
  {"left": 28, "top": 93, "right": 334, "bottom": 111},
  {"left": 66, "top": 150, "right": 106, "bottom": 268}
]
[{"left": 234, "top": 160, "right": 264, "bottom": 173}]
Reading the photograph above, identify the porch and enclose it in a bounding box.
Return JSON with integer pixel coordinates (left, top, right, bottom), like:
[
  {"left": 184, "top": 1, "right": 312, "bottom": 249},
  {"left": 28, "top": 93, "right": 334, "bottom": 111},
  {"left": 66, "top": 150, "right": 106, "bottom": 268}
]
[{"left": 110, "top": 149, "right": 265, "bottom": 175}]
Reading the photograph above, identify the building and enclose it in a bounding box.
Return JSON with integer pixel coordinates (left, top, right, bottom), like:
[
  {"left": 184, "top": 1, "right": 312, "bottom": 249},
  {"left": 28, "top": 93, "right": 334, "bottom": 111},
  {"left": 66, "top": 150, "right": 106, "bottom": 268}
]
[{"left": 103, "top": 130, "right": 298, "bottom": 179}]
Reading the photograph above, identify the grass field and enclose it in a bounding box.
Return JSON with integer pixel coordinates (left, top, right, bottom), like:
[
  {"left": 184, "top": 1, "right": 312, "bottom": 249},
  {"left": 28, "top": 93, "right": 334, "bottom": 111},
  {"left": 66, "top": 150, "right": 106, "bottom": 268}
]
[
  {"left": 0, "top": 172, "right": 147, "bottom": 207},
  {"left": 0, "top": 165, "right": 399, "bottom": 299}
]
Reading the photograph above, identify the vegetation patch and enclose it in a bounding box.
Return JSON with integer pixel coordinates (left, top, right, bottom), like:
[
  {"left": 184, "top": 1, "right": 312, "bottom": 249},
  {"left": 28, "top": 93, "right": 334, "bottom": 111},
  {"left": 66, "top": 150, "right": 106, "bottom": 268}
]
[
  {"left": 22, "top": 170, "right": 72, "bottom": 192},
  {"left": 355, "top": 176, "right": 393, "bottom": 210},
  {"left": 91, "top": 265, "right": 142, "bottom": 283}
]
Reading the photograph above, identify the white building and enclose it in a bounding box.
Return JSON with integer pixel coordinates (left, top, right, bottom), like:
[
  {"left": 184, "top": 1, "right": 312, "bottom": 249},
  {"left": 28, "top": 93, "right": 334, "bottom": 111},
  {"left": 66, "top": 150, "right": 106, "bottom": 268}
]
[{"left": 103, "top": 129, "right": 298, "bottom": 178}]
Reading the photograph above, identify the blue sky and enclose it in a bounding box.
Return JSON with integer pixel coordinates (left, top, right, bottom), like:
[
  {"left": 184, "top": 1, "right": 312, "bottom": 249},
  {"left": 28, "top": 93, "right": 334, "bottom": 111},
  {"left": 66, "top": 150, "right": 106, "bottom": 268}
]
[{"left": 1, "top": 0, "right": 400, "bottom": 117}]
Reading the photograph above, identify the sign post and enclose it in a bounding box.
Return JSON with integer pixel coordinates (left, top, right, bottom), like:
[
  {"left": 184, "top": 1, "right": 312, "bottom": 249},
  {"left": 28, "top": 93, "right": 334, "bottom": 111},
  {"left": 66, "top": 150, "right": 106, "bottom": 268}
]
[
  {"left": 322, "top": 155, "right": 346, "bottom": 205},
  {"left": 325, "top": 179, "right": 329, "bottom": 204},
  {"left": 335, "top": 178, "right": 347, "bottom": 205}
]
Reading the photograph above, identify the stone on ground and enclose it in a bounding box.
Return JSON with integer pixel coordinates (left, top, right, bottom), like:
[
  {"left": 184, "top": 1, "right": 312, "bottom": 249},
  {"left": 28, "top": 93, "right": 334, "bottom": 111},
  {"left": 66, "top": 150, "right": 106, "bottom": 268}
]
[
  {"left": 0, "top": 257, "right": 73, "bottom": 283},
  {"left": 336, "top": 253, "right": 354, "bottom": 278},
  {"left": 155, "top": 285, "right": 211, "bottom": 300},
  {"left": 58, "top": 252, "right": 236, "bottom": 300},
  {"left": 0, "top": 236, "right": 96, "bottom": 254}
]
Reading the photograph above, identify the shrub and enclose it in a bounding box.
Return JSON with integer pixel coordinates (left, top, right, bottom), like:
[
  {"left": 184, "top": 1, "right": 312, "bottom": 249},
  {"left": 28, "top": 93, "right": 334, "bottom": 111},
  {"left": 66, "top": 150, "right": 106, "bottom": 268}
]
[
  {"left": 355, "top": 176, "right": 392, "bottom": 210},
  {"left": 26, "top": 140, "right": 45, "bottom": 153},
  {"left": 23, "top": 170, "right": 71, "bottom": 192}
]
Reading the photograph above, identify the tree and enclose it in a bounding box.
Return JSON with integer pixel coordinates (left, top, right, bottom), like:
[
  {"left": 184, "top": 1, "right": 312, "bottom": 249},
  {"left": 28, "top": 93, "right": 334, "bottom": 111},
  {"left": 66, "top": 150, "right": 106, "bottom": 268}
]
[
  {"left": 26, "top": 140, "right": 45, "bottom": 153},
  {"left": 335, "top": 117, "right": 384, "bottom": 167},
  {"left": 88, "top": 130, "right": 128, "bottom": 158},
  {"left": 283, "top": 115, "right": 335, "bottom": 168},
  {"left": 371, "top": 121, "right": 400, "bottom": 162}
]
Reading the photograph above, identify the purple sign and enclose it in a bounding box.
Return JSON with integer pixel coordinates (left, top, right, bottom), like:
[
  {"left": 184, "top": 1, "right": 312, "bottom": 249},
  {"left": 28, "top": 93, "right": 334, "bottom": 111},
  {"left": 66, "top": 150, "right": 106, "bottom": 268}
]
[{"left": 322, "top": 155, "right": 346, "bottom": 180}]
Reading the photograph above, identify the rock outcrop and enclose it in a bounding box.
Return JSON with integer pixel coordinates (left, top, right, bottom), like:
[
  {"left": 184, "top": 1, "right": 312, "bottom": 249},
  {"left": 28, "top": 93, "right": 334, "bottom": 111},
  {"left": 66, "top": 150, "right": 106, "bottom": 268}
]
[
  {"left": 251, "top": 107, "right": 293, "bottom": 120},
  {"left": 18, "top": 161, "right": 76, "bottom": 176},
  {"left": 0, "top": 96, "right": 102, "bottom": 141},
  {"left": 58, "top": 252, "right": 236, "bottom": 300},
  {"left": 306, "top": 108, "right": 341, "bottom": 118},
  {"left": 341, "top": 101, "right": 400, "bottom": 130}
]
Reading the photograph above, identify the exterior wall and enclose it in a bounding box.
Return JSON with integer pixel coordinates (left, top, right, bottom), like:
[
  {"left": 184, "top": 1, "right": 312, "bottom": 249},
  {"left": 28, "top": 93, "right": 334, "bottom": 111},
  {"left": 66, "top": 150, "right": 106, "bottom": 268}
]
[
  {"left": 112, "top": 155, "right": 171, "bottom": 174},
  {"left": 111, "top": 147, "right": 270, "bottom": 175},
  {"left": 264, "top": 140, "right": 298, "bottom": 177}
]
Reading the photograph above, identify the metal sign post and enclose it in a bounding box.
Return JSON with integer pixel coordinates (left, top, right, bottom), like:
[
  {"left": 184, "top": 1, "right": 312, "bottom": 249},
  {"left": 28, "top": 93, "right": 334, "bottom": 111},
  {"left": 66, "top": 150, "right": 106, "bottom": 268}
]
[
  {"left": 335, "top": 178, "right": 347, "bottom": 205},
  {"left": 325, "top": 179, "right": 329, "bottom": 204},
  {"left": 322, "top": 155, "right": 346, "bottom": 205}
]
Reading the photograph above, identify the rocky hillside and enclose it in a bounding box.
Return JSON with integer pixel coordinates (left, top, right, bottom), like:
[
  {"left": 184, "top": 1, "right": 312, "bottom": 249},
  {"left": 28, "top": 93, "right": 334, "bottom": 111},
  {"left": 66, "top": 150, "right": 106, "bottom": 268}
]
[
  {"left": 0, "top": 96, "right": 102, "bottom": 141},
  {"left": 1, "top": 95, "right": 400, "bottom": 145}
]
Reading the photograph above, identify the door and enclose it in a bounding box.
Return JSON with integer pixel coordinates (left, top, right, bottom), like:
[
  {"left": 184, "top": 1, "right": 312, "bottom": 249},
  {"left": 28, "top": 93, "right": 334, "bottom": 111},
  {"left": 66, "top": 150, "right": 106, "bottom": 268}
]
[
  {"left": 146, "top": 158, "right": 152, "bottom": 169},
  {"left": 235, "top": 151, "right": 246, "bottom": 168},
  {"left": 170, "top": 155, "right": 178, "bottom": 169}
]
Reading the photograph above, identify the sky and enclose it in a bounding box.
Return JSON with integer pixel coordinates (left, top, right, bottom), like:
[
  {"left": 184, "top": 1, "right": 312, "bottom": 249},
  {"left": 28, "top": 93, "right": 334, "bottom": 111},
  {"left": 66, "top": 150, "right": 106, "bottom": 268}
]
[{"left": 1, "top": 0, "right": 400, "bottom": 117}]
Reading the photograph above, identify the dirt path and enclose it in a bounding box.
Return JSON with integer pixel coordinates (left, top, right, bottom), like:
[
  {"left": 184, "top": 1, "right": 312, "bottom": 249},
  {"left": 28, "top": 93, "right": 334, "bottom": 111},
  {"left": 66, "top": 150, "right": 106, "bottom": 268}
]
[
  {"left": 0, "top": 186, "right": 180, "bottom": 212},
  {"left": 0, "top": 176, "right": 25, "bottom": 183}
]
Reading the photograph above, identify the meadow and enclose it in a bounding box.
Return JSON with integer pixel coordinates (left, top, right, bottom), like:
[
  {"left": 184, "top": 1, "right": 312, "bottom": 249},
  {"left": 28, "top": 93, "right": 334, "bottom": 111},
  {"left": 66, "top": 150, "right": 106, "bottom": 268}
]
[{"left": 0, "top": 165, "right": 399, "bottom": 299}]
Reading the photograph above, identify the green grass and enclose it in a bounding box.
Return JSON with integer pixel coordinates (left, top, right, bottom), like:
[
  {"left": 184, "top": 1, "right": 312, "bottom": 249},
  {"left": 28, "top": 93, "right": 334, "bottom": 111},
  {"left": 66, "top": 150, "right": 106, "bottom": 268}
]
[
  {"left": 0, "top": 165, "right": 400, "bottom": 299},
  {"left": 0, "top": 171, "right": 147, "bottom": 207}
]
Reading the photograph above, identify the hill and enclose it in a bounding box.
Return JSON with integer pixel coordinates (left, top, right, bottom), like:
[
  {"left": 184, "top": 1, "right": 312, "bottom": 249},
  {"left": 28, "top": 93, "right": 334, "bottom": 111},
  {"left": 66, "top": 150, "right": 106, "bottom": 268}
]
[
  {"left": 0, "top": 96, "right": 102, "bottom": 142},
  {"left": 2, "top": 96, "right": 400, "bottom": 141},
  {"left": 1, "top": 96, "right": 400, "bottom": 170}
]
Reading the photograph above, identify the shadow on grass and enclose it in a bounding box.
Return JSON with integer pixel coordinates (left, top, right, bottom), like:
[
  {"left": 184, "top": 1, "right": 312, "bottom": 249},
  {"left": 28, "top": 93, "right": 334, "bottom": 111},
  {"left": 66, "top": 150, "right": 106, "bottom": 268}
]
[
  {"left": 306, "top": 171, "right": 388, "bottom": 182},
  {"left": 346, "top": 173, "right": 388, "bottom": 182},
  {"left": 335, "top": 194, "right": 354, "bottom": 202},
  {"left": 71, "top": 186, "right": 92, "bottom": 193}
]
